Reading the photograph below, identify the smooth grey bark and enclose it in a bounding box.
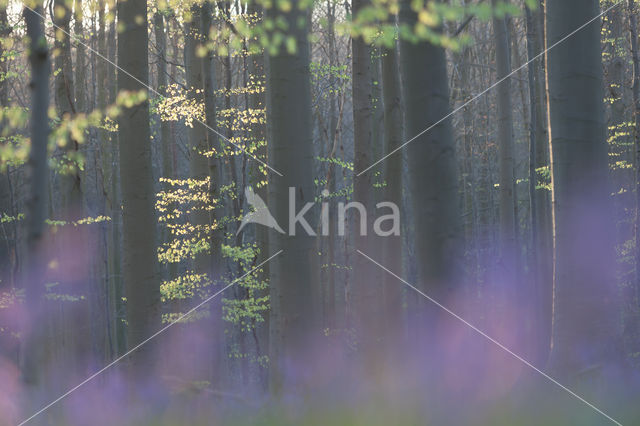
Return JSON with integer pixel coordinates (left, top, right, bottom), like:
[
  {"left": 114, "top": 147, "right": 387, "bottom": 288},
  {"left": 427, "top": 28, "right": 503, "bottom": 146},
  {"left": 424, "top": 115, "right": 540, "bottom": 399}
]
[
  {"left": 22, "top": 1, "right": 50, "bottom": 387},
  {"left": 0, "top": 4, "right": 14, "bottom": 293},
  {"left": 265, "top": 1, "right": 318, "bottom": 393},
  {"left": 630, "top": 0, "right": 640, "bottom": 312},
  {"left": 352, "top": 0, "right": 384, "bottom": 358},
  {"left": 244, "top": 0, "right": 270, "bottom": 388},
  {"left": 323, "top": 0, "right": 338, "bottom": 331},
  {"left": 381, "top": 36, "right": 403, "bottom": 343},
  {"left": 455, "top": 10, "right": 480, "bottom": 286},
  {"left": 102, "top": 0, "right": 125, "bottom": 357},
  {"left": 117, "top": 0, "right": 160, "bottom": 374},
  {"left": 154, "top": 11, "right": 173, "bottom": 178},
  {"left": 73, "top": 0, "right": 85, "bottom": 113},
  {"left": 50, "top": 2, "right": 84, "bottom": 370},
  {"left": 91, "top": 1, "right": 117, "bottom": 363},
  {"left": 183, "top": 2, "right": 227, "bottom": 383},
  {"left": 53, "top": 0, "right": 82, "bottom": 217},
  {"left": 458, "top": 44, "right": 474, "bottom": 266},
  {"left": 524, "top": 1, "right": 552, "bottom": 366},
  {"left": 201, "top": 0, "right": 226, "bottom": 377},
  {"left": 525, "top": 1, "right": 552, "bottom": 366},
  {"left": 398, "top": 0, "right": 462, "bottom": 322},
  {"left": 491, "top": 0, "right": 517, "bottom": 283},
  {"left": 53, "top": 0, "right": 74, "bottom": 116},
  {"left": 545, "top": 0, "right": 622, "bottom": 380},
  {"left": 185, "top": 5, "right": 212, "bottom": 277},
  {"left": 219, "top": 3, "right": 242, "bottom": 228}
]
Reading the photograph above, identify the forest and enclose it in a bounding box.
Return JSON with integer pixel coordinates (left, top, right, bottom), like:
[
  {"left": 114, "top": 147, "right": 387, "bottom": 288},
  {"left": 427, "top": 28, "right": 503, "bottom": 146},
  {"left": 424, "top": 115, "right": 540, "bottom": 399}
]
[{"left": 1, "top": 0, "right": 640, "bottom": 424}]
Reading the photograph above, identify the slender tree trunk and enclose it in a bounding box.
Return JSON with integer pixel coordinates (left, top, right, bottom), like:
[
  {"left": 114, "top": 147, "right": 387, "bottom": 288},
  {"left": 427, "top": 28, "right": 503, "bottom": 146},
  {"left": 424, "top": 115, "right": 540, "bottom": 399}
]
[
  {"left": 106, "top": 0, "right": 125, "bottom": 357},
  {"left": 22, "top": 0, "right": 50, "bottom": 390},
  {"left": 117, "top": 0, "right": 160, "bottom": 375},
  {"left": 53, "top": 0, "right": 82, "bottom": 217},
  {"left": 266, "top": 0, "right": 319, "bottom": 394},
  {"left": 492, "top": 0, "right": 517, "bottom": 293},
  {"left": 201, "top": 0, "right": 227, "bottom": 385},
  {"left": 630, "top": 0, "right": 640, "bottom": 312},
  {"left": 74, "top": 0, "right": 85, "bottom": 113},
  {"left": 399, "top": 0, "right": 462, "bottom": 330},
  {"left": 325, "top": 0, "right": 338, "bottom": 332},
  {"left": 51, "top": 0, "right": 85, "bottom": 373},
  {"left": 245, "top": 0, "right": 270, "bottom": 388},
  {"left": 0, "top": 4, "right": 14, "bottom": 294},
  {"left": 154, "top": 12, "right": 173, "bottom": 178},
  {"left": 352, "top": 0, "right": 384, "bottom": 362},
  {"left": 525, "top": 1, "right": 552, "bottom": 366},
  {"left": 183, "top": 2, "right": 226, "bottom": 384},
  {"left": 381, "top": 34, "right": 403, "bottom": 346},
  {"left": 546, "top": 0, "right": 623, "bottom": 381},
  {"left": 458, "top": 43, "right": 474, "bottom": 274},
  {"left": 185, "top": 5, "right": 212, "bottom": 278},
  {"left": 96, "top": 2, "right": 117, "bottom": 360}
]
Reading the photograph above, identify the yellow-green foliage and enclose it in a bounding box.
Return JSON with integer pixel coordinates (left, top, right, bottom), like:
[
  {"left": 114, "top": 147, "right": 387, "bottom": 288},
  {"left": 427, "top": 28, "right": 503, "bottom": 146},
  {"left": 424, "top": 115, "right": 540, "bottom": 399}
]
[
  {"left": 156, "top": 177, "right": 220, "bottom": 264},
  {"left": 157, "top": 84, "right": 205, "bottom": 127},
  {"left": 221, "top": 243, "right": 269, "bottom": 333},
  {"left": 160, "top": 272, "right": 210, "bottom": 303}
]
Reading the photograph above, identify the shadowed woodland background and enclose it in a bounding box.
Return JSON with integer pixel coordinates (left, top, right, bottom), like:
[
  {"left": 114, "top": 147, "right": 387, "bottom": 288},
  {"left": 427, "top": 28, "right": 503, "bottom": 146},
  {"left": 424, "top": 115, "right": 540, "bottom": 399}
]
[{"left": 1, "top": 0, "right": 640, "bottom": 424}]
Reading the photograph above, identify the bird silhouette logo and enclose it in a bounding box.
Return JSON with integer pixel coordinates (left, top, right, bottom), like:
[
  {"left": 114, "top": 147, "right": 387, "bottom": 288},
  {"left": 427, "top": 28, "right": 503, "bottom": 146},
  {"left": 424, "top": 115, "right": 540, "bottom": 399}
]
[{"left": 237, "top": 186, "right": 285, "bottom": 235}]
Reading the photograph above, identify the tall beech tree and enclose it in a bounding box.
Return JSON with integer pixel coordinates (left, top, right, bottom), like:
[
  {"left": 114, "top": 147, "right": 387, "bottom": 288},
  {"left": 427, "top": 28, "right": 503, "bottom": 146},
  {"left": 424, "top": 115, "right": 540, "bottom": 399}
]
[
  {"left": 0, "top": 3, "right": 13, "bottom": 295},
  {"left": 201, "top": 0, "right": 227, "bottom": 384},
  {"left": 545, "top": 0, "right": 623, "bottom": 380},
  {"left": 525, "top": 0, "right": 552, "bottom": 366},
  {"left": 22, "top": 0, "right": 49, "bottom": 389},
  {"left": 154, "top": 11, "right": 173, "bottom": 178},
  {"left": 630, "top": 0, "right": 640, "bottom": 309},
  {"left": 265, "top": 0, "right": 318, "bottom": 393},
  {"left": 398, "top": 0, "right": 462, "bottom": 329},
  {"left": 185, "top": 4, "right": 212, "bottom": 280},
  {"left": 53, "top": 0, "right": 82, "bottom": 217},
  {"left": 492, "top": 0, "right": 516, "bottom": 283},
  {"left": 351, "top": 0, "right": 384, "bottom": 359},
  {"left": 117, "top": 0, "right": 160, "bottom": 374},
  {"left": 381, "top": 31, "right": 403, "bottom": 343}
]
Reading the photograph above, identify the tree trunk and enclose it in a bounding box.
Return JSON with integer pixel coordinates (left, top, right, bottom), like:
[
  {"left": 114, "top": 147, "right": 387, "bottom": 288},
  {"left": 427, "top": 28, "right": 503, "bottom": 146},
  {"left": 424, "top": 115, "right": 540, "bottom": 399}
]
[
  {"left": 117, "top": 0, "right": 160, "bottom": 376},
  {"left": 74, "top": 0, "right": 85, "bottom": 113},
  {"left": 381, "top": 34, "right": 403, "bottom": 347},
  {"left": 525, "top": 0, "right": 552, "bottom": 367},
  {"left": 0, "top": 4, "right": 14, "bottom": 294},
  {"left": 245, "top": 0, "right": 270, "bottom": 388},
  {"left": 53, "top": 0, "right": 82, "bottom": 218},
  {"left": 399, "top": 0, "right": 462, "bottom": 329},
  {"left": 106, "top": 0, "right": 126, "bottom": 356},
  {"left": 492, "top": 0, "right": 517, "bottom": 294},
  {"left": 351, "top": 0, "right": 384, "bottom": 362},
  {"left": 324, "top": 0, "right": 337, "bottom": 332},
  {"left": 630, "top": 0, "right": 640, "bottom": 314},
  {"left": 185, "top": 5, "right": 212, "bottom": 278},
  {"left": 96, "top": 0, "right": 118, "bottom": 360},
  {"left": 154, "top": 11, "right": 173, "bottom": 179},
  {"left": 265, "top": 0, "right": 319, "bottom": 393},
  {"left": 22, "top": 0, "right": 50, "bottom": 389},
  {"left": 546, "top": 0, "right": 623, "bottom": 381},
  {"left": 201, "top": 0, "right": 228, "bottom": 385}
]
